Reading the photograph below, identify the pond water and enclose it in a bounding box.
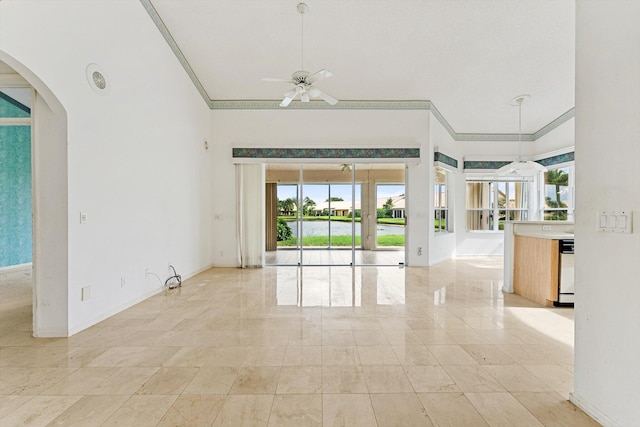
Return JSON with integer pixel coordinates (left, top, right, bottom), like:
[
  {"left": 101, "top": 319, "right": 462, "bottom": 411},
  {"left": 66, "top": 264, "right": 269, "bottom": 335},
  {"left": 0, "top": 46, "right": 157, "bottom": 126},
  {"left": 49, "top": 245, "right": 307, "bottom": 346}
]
[{"left": 286, "top": 220, "right": 404, "bottom": 237}]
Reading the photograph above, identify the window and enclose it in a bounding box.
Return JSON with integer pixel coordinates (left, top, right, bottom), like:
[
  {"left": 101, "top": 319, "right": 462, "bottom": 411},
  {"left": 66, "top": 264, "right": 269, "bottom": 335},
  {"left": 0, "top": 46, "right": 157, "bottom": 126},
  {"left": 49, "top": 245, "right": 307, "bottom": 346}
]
[
  {"left": 542, "top": 166, "right": 572, "bottom": 220},
  {"left": 466, "top": 180, "right": 528, "bottom": 231},
  {"left": 434, "top": 168, "right": 450, "bottom": 233}
]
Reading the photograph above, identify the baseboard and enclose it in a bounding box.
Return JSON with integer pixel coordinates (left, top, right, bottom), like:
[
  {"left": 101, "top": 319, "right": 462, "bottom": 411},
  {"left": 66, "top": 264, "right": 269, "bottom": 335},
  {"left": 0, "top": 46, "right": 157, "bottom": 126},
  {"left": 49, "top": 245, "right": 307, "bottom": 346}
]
[
  {"left": 570, "top": 393, "right": 619, "bottom": 427},
  {"left": 0, "top": 262, "right": 32, "bottom": 273},
  {"left": 67, "top": 286, "right": 165, "bottom": 337},
  {"left": 66, "top": 263, "right": 215, "bottom": 336},
  {"left": 33, "top": 329, "right": 70, "bottom": 338},
  {"left": 183, "top": 263, "right": 214, "bottom": 280},
  {"left": 31, "top": 262, "right": 217, "bottom": 338}
]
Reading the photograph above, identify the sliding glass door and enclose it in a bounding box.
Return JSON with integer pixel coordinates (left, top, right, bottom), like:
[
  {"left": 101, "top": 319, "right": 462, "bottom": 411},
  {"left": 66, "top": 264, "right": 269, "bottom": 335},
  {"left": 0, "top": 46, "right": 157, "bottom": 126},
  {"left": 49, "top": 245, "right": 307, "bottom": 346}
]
[{"left": 265, "top": 163, "right": 405, "bottom": 266}]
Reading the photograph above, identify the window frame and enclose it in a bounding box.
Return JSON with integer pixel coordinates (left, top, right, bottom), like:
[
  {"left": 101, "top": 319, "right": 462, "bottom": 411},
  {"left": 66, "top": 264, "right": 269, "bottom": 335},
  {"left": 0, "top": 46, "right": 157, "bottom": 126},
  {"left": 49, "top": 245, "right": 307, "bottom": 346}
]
[
  {"left": 540, "top": 164, "right": 574, "bottom": 221},
  {"left": 434, "top": 167, "right": 451, "bottom": 234},
  {"left": 465, "top": 179, "right": 530, "bottom": 232}
]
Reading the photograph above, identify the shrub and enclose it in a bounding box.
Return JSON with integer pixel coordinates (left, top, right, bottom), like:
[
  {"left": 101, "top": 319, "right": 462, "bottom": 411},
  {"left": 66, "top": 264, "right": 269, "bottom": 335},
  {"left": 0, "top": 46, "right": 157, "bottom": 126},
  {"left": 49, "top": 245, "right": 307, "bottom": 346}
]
[{"left": 277, "top": 217, "right": 293, "bottom": 241}]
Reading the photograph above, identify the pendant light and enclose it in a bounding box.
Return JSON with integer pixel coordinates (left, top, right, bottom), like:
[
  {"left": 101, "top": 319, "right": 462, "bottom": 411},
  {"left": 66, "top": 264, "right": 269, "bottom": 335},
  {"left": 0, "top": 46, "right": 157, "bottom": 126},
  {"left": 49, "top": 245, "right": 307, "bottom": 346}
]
[{"left": 496, "top": 95, "right": 547, "bottom": 177}]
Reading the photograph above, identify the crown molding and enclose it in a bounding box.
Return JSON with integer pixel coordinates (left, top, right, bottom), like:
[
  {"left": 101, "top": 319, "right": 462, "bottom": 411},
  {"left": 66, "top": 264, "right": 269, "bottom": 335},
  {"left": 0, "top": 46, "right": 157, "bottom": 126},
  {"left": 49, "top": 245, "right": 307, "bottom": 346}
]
[
  {"left": 139, "top": 0, "right": 212, "bottom": 108},
  {"left": 140, "top": 0, "right": 575, "bottom": 143},
  {"left": 211, "top": 99, "right": 432, "bottom": 110}
]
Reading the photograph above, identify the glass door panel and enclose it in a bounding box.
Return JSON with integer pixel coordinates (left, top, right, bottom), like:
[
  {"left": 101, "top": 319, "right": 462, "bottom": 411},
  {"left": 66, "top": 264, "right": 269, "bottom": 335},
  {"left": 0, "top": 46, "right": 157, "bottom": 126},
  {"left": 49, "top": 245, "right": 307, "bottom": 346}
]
[
  {"left": 375, "top": 184, "right": 406, "bottom": 246},
  {"left": 301, "top": 164, "right": 355, "bottom": 266},
  {"left": 301, "top": 184, "right": 329, "bottom": 249},
  {"left": 328, "top": 183, "right": 359, "bottom": 250},
  {"left": 271, "top": 183, "right": 301, "bottom": 265}
]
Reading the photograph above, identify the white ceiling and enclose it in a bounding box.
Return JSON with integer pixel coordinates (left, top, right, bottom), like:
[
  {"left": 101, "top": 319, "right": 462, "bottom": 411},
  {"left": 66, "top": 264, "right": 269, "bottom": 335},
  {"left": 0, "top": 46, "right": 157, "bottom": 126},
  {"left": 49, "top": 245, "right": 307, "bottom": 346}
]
[{"left": 149, "top": 0, "right": 575, "bottom": 135}]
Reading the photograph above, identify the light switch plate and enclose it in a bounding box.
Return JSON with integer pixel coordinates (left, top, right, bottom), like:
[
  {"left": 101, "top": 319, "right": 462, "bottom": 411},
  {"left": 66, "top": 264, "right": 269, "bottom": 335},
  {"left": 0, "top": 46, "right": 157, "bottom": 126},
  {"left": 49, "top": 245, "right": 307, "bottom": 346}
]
[{"left": 598, "top": 210, "right": 633, "bottom": 233}]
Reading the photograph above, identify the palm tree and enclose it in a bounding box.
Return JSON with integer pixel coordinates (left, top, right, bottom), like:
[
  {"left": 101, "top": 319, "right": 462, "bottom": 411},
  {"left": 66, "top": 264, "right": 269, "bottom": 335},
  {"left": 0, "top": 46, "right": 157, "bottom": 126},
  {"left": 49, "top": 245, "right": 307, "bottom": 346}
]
[
  {"left": 303, "top": 197, "right": 316, "bottom": 216},
  {"left": 277, "top": 197, "right": 296, "bottom": 216},
  {"left": 545, "top": 169, "right": 569, "bottom": 220}
]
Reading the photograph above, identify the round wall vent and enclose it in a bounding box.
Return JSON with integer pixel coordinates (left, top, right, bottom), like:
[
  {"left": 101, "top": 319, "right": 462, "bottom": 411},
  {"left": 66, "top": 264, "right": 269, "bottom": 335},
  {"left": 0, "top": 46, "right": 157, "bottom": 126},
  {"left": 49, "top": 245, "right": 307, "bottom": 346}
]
[{"left": 86, "top": 63, "right": 110, "bottom": 95}]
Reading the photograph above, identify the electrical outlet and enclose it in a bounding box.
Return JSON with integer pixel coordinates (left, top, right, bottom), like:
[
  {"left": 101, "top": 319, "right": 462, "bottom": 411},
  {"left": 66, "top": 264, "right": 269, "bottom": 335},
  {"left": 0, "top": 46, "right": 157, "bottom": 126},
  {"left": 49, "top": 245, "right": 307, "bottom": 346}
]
[
  {"left": 542, "top": 225, "right": 552, "bottom": 231},
  {"left": 81, "top": 286, "right": 91, "bottom": 301}
]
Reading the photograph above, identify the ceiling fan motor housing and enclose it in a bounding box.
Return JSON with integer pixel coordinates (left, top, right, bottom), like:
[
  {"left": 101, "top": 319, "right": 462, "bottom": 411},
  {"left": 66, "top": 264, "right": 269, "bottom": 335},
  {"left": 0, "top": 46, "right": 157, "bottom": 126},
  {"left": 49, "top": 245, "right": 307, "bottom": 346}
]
[{"left": 292, "top": 71, "right": 311, "bottom": 85}]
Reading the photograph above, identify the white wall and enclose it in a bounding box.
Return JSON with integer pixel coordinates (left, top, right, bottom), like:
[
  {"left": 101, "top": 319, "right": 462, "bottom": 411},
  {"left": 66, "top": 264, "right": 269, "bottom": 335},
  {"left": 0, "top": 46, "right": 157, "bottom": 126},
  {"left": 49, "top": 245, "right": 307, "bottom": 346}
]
[
  {"left": 573, "top": 2, "right": 640, "bottom": 426},
  {"left": 210, "top": 109, "right": 428, "bottom": 266},
  {"left": 31, "top": 92, "right": 69, "bottom": 334},
  {"left": 1, "top": 1, "right": 213, "bottom": 335},
  {"left": 429, "top": 112, "right": 459, "bottom": 265}
]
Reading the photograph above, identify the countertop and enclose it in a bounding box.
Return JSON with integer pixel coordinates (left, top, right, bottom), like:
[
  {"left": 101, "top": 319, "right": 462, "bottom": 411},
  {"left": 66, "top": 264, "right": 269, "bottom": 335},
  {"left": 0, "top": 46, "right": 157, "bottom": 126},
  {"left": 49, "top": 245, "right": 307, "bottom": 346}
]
[{"left": 514, "top": 232, "right": 574, "bottom": 240}]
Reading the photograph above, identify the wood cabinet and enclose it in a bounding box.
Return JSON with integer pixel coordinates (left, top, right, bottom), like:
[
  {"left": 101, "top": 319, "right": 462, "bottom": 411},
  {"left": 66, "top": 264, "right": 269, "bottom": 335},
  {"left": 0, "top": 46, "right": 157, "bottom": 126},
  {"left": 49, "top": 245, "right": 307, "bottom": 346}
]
[{"left": 513, "top": 235, "right": 559, "bottom": 306}]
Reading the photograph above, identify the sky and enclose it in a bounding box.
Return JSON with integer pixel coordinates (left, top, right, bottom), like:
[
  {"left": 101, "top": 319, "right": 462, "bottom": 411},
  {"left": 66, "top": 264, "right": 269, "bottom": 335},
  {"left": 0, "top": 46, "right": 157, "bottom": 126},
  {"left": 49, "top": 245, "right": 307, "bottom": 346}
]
[{"left": 277, "top": 184, "right": 405, "bottom": 204}]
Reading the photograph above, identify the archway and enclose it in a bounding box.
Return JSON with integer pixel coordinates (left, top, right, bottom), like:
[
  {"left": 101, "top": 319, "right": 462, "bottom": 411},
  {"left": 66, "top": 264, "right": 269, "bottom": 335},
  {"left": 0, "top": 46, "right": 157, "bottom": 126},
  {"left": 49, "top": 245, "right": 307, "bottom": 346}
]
[{"left": 0, "top": 52, "right": 70, "bottom": 337}]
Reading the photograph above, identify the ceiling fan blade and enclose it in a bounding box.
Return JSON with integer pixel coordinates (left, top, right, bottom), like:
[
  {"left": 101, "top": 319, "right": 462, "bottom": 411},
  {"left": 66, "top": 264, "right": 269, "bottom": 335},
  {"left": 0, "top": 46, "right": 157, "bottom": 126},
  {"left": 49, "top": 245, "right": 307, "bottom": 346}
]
[
  {"left": 262, "top": 77, "right": 292, "bottom": 83},
  {"left": 280, "top": 90, "right": 297, "bottom": 107},
  {"left": 308, "top": 69, "right": 333, "bottom": 83},
  {"left": 314, "top": 89, "right": 338, "bottom": 106},
  {"left": 301, "top": 93, "right": 310, "bottom": 102}
]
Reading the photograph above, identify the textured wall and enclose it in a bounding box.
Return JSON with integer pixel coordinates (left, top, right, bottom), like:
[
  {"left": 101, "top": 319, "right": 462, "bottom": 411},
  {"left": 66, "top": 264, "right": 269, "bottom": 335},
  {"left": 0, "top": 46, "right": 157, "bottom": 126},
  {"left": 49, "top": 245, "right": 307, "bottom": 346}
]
[{"left": 0, "top": 124, "right": 32, "bottom": 268}]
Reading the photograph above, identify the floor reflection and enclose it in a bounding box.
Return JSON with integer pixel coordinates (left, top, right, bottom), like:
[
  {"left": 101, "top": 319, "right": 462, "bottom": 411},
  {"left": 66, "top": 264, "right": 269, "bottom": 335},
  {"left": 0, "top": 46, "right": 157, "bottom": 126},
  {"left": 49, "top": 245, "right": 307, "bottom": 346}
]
[
  {"left": 274, "top": 267, "right": 407, "bottom": 307},
  {"left": 265, "top": 248, "right": 405, "bottom": 266}
]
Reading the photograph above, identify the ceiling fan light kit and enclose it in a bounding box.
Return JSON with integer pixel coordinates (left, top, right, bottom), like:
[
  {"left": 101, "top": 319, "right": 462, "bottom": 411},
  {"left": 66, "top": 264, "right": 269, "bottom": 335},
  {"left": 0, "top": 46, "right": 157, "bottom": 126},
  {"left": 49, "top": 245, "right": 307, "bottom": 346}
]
[
  {"left": 496, "top": 94, "right": 547, "bottom": 177},
  {"left": 262, "top": 2, "right": 338, "bottom": 107}
]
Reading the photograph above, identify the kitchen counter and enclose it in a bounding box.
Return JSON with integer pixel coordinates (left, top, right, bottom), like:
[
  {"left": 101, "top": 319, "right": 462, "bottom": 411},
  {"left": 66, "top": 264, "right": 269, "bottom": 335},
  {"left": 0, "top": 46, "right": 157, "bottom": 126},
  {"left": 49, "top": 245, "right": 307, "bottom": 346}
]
[
  {"left": 513, "top": 234, "right": 560, "bottom": 306},
  {"left": 514, "top": 232, "right": 574, "bottom": 240},
  {"left": 503, "top": 221, "right": 574, "bottom": 294}
]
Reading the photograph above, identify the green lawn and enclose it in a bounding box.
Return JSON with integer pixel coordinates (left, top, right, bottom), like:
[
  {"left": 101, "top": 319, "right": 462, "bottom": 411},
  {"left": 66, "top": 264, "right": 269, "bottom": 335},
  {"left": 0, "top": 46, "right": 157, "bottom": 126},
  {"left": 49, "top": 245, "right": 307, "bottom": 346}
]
[
  {"left": 377, "top": 218, "right": 406, "bottom": 225},
  {"left": 278, "top": 234, "right": 405, "bottom": 247},
  {"left": 375, "top": 235, "right": 405, "bottom": 246}
]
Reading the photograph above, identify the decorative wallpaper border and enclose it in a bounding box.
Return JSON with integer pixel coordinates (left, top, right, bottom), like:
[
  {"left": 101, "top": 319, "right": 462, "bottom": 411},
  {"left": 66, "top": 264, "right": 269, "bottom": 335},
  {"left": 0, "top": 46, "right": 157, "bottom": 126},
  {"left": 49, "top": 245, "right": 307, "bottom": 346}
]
[
  {"left": 536, "top": 151, "right": 575, "bottom": 167},
  {"left": 233, "top": 147, "right": 420, "bottom": 160},
  {"left": 464, "top": 152, "right": 575, "bottom": 171},
  {"left": 464, "top": 160, "right": 514, "bottom": 170},
  {"left": 140, "top": 0, "right": 575, "bottom": 143},
  {"left": 434, "top": 152, "right": 458, "bottom": 169}
]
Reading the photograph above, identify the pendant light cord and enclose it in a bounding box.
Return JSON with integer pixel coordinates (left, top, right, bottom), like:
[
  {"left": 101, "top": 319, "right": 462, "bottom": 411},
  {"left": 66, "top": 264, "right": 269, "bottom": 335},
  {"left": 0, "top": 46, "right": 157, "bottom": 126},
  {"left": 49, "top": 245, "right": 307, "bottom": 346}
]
[
  {"left": 518, "top": 98, "right": 522, "bottom": 161},
  {"left": 301, "top": 8, "right": 304, "bottom": 70}
]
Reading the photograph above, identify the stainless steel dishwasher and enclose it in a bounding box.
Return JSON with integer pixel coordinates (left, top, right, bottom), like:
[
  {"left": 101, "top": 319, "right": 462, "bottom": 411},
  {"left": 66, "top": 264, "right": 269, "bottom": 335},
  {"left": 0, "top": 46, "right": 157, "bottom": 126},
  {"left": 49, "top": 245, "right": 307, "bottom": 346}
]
[{"left": 555, "top": 239, "right": 575, "bottom": 306}]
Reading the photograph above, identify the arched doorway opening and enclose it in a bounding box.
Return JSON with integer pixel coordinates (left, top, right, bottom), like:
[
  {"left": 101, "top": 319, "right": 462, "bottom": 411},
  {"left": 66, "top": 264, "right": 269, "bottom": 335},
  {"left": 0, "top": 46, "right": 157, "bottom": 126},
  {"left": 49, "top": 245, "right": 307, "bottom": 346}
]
[{"left": 0, "top": 52, "right": 70, "bottom": 337}]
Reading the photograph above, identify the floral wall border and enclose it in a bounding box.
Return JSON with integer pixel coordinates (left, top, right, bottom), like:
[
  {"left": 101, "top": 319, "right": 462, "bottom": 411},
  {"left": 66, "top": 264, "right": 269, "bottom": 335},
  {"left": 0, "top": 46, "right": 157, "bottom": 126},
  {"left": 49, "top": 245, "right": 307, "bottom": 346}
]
[
  {"left": 232, "top": 147, "right": 420, "bottom": 160},
  {"left": 434, "top": 151, "right": 458, "bottom": 169}
]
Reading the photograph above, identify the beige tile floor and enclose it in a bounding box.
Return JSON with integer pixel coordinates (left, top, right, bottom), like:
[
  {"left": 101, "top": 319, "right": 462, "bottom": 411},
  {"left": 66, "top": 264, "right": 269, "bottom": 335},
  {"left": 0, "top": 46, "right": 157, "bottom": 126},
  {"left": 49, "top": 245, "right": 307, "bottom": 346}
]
[
  {"left": 265, "top": 248, "right": 405, "bottom": 266},
  {"left": 0, "top": 258, "right": 600, "bottom": 426}
]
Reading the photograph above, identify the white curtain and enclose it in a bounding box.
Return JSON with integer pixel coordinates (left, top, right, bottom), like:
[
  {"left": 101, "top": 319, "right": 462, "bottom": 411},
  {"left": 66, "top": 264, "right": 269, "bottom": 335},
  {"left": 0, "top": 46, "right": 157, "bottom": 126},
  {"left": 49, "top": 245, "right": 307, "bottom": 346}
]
[{"left": 236, "top": 164, "right": 264, "bottom": 268}]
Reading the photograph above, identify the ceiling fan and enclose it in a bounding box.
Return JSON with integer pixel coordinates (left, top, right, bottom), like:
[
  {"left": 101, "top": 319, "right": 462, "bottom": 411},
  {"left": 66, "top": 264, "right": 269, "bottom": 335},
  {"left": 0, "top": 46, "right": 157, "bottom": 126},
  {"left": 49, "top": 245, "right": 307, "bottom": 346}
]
[{"left": 262, "top": 2, "right": 338, "bottom": 107}]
